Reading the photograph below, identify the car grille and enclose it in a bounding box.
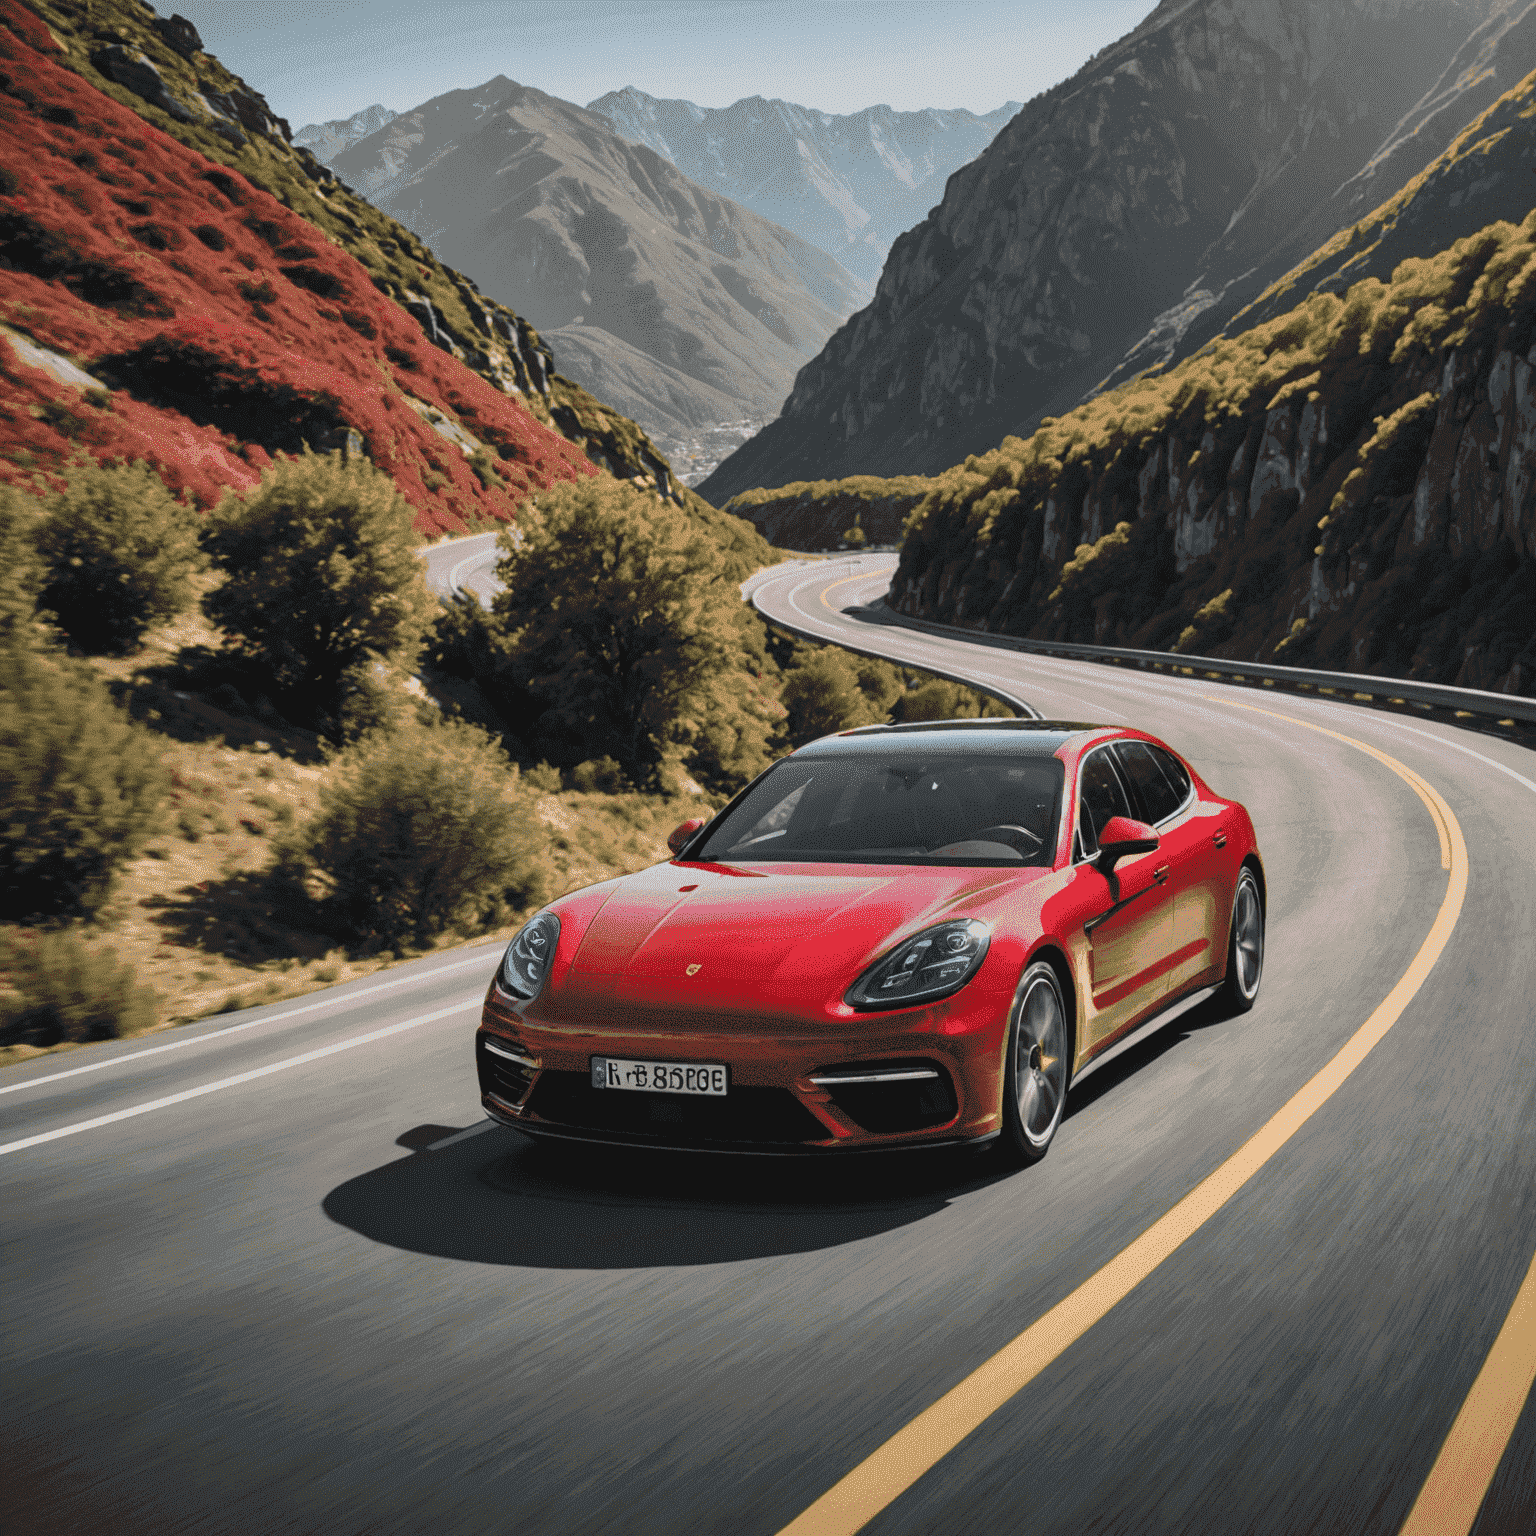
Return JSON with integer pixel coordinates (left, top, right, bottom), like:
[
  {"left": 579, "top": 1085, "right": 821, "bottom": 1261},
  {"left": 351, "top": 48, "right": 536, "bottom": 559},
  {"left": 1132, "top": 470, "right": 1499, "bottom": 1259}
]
[
  {"left": 817, "top": 1062, "right": 958, "bottom": 1135},
  {"left": 524, "top": 1072, "right": 828, "bottom": 1146},
  {"left": 477, "top": 1036, "right": 535, "bottom": 1107}
]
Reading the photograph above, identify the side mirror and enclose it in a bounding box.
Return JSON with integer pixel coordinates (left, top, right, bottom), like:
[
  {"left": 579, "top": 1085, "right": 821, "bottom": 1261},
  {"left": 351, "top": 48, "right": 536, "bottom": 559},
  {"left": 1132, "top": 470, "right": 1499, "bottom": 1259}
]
[
  {"left": 1096, "top": 816, "right": 1159, "bottom": 873},
  {"left": 667, "top": 817, "right": 706, "bottom": 857}
]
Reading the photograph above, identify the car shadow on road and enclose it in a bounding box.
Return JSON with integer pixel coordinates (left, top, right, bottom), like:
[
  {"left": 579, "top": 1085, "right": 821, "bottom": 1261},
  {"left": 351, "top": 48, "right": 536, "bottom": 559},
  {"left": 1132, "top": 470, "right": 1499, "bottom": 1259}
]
[
  {"left": 323, "top": 1128, "right": 1012, "bottom": 1269},
  {"left": 1063, "top": 992, "right": 1237, "bottom": 1122}
]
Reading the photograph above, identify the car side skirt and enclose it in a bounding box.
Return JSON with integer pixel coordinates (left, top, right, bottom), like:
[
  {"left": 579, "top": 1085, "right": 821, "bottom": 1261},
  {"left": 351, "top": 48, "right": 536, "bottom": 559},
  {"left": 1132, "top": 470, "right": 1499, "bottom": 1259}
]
[{"left": 1071, "top": 983, "right": 1220, "bottom": 1090}]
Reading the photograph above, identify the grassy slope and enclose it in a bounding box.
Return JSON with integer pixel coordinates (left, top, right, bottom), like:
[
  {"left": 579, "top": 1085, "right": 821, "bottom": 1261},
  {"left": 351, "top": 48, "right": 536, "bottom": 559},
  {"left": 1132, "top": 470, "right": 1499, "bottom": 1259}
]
[
  {"left": 0, "top": 586, "right": 713, "bottom": 1068},
  {"left": 17, "top": 0, "right": 681, "bottom": 490}
]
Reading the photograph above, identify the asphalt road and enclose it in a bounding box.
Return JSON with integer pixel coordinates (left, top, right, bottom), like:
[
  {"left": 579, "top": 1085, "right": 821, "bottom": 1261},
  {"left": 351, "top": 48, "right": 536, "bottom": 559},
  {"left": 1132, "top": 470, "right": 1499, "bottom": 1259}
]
[
  {"left": 4, "top": 552, "right": 1534, "bottom": 1535},
  {"left": 418, "top": 529, "right": 503, "bottom": 608}
]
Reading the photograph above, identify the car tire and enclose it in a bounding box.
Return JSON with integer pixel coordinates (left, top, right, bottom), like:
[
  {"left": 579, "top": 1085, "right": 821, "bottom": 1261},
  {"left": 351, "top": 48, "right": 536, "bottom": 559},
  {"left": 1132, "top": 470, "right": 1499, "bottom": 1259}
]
[
  {"left": 998, "top": 960, "right": 1073, "bottom": 1167},
  {"left": 1218, "top": 867, "right": 1264, "bottom": 1014}
]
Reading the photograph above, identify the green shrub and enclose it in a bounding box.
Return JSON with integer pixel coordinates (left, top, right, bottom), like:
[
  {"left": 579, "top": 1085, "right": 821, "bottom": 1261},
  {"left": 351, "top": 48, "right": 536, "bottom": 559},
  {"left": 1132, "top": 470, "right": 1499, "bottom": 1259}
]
[
  {"left": 280, "top": 716, "right": 550, "bottom": 945},
  {"left": 0, "top": 483, "right": 44, "bottom": 657},
  {"left": 0, "top": 651, "right": 169, "bottom": 921},
  {"left": 36, "top": 460, "right": 201, "bottom": 653},
  {"left": 0, "top": 931, "right": 158, "bottom": 1047},
  {"left": 894, "top": 678, "right": 1010, "bottom": 724},
  {"left": 571, "top": 756, "right": 629, "bottom": 793},
  {"left": 523, "top": 762, "right": 562, "bottom": 793},
  {"left": 201, "top": 452, "right": 436, "bottom": 734},
  {"left": 773, "top": 641, "right": 1007, "bottom": 743},
  {"left": 487, "top": 476, "right": 779, "bottom": 788},
  {"left": 779, "top": 648, "right": 882, "bottom": 746}
]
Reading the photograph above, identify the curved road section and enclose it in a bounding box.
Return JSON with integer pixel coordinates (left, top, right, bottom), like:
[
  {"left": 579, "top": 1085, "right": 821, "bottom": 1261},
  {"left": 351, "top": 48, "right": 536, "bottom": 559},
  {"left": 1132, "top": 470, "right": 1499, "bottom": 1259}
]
[
  {"left": 4, "top": 554, "right": 1534, "bottom": 1535},
  {"left": 419, "top": 528, "right": 503, "bottom": 607}
]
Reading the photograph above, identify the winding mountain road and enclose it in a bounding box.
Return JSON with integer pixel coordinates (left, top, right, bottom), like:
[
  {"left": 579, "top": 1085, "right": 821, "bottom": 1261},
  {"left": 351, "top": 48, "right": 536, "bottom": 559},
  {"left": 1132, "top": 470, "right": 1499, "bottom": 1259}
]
[{"left": 4, "top": 552, "right": 1534, "bottom": 1535}]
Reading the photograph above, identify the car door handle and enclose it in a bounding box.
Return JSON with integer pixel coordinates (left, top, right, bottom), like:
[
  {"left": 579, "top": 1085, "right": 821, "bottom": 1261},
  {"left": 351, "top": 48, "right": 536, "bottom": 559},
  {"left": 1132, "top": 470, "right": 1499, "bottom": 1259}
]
[
  {"left": 1212, "top": 832, "right": 1227, "bottom": 848},
  {"left": 1153, "top": 864, "right": 1170, "bottom": 884}
]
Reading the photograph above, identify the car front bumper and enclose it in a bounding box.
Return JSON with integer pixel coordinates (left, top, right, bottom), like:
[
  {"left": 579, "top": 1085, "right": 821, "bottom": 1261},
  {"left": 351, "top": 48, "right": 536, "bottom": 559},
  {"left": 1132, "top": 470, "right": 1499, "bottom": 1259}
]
[{"left": 476, "top": 974, "right": 1014, "bottom": 1154}]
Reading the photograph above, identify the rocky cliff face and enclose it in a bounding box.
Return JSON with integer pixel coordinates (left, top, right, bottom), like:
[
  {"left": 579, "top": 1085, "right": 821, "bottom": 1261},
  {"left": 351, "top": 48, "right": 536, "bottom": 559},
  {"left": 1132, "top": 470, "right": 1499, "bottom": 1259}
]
[
  {"left": 1099, "top": 0, "right": 1536, "bottom": 393},
  {"left": 885, "top": 70, "right": 1536, "bottom": 699},
  {"left": 700, "top": 0, "right": 1493, "bottom": 504},
  {"left": 894, "top": 313, "right": 1536, "bottom": 695},
  {"left": 294, "top": 104, "right": 397, "bottom": 165},
  {"left": 585, "top": 89, "right": 1019, "bottom": 287},
  {"left": 332, "top": 79, "right": 872, "bottom": 455}
]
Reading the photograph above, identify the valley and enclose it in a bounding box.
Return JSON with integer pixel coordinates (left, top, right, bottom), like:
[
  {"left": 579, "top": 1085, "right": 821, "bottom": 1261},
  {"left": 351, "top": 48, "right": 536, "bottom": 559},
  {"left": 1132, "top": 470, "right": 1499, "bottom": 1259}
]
[{"left": 4, "top": 3, "right": 1536, "bottom": 1533}]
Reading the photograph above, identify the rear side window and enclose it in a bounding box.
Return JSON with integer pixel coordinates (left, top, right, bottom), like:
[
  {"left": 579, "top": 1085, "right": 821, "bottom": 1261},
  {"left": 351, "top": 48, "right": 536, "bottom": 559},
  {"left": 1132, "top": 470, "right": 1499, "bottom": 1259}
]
[
  {"left": 1114, "top": 740, "right": 1189, "bottom": 825},
  {"left": 1076, "top": 748, "right": 1132, "bottom": 859},
  {"left": 1150, "top": 745, "right": 1192, "bottom": 807}
]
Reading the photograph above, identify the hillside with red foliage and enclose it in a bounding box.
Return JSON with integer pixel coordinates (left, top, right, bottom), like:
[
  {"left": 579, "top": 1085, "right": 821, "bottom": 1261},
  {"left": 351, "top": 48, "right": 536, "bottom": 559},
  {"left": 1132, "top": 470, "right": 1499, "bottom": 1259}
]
[{"left": 0, "top": 0, "right": 593, "bottom": 530}]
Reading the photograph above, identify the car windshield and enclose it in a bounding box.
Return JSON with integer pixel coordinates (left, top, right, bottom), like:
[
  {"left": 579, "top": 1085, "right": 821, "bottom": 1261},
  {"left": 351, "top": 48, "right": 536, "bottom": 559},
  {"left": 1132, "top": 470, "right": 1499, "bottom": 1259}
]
[{"left": 694, "top": 752, "right": 1065, "bottom": 866}]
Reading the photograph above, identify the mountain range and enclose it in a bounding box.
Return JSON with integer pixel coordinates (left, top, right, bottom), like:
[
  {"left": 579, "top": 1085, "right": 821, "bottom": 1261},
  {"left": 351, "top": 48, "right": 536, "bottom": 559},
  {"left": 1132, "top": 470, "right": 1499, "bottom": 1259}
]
[
  {"left": 884, "top": 61, "right": 1536, "bottom": 696},
  {"left": 725, "top": 33, "right": 1536, "bottom": 697},
  {"left": 328, "top": 80, "right": 873, "bottom": 461},
  {"left": 293, "top": 103, "right": 398, "bottom": 164},
  {"left": 701, "top": 0, "right": 1526, "bottom": 503},
  {"left": 584, "top": 90, "right": 1021, "bottom": 287}
]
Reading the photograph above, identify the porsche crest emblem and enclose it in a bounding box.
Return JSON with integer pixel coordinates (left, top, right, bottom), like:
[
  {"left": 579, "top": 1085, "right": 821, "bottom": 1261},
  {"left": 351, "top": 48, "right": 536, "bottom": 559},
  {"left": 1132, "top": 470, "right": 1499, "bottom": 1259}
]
[{"left": 686, "top": 964, "right": 702, "bottom": 977}]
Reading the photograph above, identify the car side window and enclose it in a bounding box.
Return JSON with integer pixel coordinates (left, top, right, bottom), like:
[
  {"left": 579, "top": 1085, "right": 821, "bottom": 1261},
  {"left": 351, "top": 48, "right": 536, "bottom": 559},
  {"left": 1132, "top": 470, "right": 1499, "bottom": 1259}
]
[
  {"left": 1076, "top": 748, "right": 1133, "bottom": 861},
  {"left": 1113, "top": 740, "right": 1186, "bottom": 825},
  {"left": 1150, "top": 745, "right": 1192, "bottom": 808}
]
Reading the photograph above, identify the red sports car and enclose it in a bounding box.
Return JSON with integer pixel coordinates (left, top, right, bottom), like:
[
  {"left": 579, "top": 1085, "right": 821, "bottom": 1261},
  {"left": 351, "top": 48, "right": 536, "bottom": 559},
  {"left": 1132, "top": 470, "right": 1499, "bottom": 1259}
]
[{"left": 477, "top": 720, "right": 1265, "bottom": 1163}]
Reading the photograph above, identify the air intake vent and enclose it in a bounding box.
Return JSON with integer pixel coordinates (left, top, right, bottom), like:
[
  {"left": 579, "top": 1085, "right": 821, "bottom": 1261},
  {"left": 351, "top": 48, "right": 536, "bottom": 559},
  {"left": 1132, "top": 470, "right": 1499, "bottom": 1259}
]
[
  {"left": 811, "top": 1060, "right": 958, "bottom": 1134},
  {"left": 477, "top": 1036, "right": 535, "bottom": 1106}
]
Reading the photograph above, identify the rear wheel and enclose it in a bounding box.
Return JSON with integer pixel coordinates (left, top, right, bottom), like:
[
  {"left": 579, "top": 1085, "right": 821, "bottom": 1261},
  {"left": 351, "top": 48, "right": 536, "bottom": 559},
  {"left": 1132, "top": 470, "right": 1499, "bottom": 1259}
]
[
  {"left": 1219, "top": 867, "right": 1264, "bottom": 1014},
  {"left": 998, "top": 961, "right": 1072, "bottom": 1166}
]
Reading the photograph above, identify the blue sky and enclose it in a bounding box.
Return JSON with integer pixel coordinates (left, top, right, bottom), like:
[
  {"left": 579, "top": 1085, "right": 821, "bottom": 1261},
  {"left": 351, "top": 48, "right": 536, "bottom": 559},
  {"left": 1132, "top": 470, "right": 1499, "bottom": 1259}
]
[{"left": 170, "top": 1, "right": 1152, "bottom": 128}]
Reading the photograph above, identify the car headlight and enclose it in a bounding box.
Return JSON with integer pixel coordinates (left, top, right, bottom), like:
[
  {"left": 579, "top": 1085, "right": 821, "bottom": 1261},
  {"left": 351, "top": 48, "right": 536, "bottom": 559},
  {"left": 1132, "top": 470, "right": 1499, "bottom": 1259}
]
[
  {"left": 497, "top": 911, "right": 560, "bottom": 1000},
  {"left": 845, "top": 918, "right": 991, "bottom": 1010}
]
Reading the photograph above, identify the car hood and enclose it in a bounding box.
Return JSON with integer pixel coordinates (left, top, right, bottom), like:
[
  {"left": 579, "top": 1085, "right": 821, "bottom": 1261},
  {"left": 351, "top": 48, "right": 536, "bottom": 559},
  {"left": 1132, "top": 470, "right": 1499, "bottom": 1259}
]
[{"left": 567, "top": 859, "right": 1036, "bottom": 990}]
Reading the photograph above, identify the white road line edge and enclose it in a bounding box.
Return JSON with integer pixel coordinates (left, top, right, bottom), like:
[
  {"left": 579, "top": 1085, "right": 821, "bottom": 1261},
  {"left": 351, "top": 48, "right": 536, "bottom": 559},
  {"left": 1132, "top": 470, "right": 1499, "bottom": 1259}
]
[
  {"left": 0, "top": 999, "right": 480, "bottom": 1156},
  {"left": 1326, "top": 711, "right": 1536, "bottom": 797},
  {"left": 0, "top": 951, "right": 498, "bottom": 1098}
]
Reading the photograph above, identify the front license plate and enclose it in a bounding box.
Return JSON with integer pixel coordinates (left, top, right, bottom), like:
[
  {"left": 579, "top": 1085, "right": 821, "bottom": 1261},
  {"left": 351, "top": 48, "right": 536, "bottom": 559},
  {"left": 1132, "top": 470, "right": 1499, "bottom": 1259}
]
[{"left": 591, "top": 1057, "right": 728, "bottom": 1096}]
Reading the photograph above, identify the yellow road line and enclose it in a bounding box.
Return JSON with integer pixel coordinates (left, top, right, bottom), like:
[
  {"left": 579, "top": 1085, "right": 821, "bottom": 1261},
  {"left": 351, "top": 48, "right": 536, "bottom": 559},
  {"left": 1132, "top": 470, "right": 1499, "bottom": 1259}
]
[
  {"left": 1398, "top": 1235, "right": 1536, "bottom": 1532},
  {"left": 778, "top": 703, "right": 1468, "bottom": 1536},
  {"left": 819, "top": 567, "right": 897, "bottom": 610}
]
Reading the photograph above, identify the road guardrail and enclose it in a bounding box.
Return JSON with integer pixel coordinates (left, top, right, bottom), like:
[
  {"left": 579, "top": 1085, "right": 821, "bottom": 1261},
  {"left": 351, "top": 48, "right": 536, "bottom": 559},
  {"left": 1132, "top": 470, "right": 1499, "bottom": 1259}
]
[{"left": 860, "top": 601, "right": 1536, "bottom": 726}]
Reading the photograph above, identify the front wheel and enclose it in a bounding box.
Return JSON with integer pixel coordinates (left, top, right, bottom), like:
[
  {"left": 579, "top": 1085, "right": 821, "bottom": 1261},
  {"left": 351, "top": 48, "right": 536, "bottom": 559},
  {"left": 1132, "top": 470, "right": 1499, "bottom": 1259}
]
[
  {"left": 1218, "top": 867, "right": 1264, "bottom": 1014},
  {"left": 998, "top": 961, "right": 1072, "bottom": 1167}
]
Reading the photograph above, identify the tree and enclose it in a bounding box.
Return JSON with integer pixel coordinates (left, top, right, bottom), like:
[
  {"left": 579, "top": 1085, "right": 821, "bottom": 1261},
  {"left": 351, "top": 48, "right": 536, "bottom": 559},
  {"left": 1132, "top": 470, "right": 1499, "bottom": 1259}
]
[
  {"left": 280, "top": 715, "right": 549, "bottom": 946},
  {"left": 779, "top": 647, "right": 883, "bottom": 746},
  {"left": 487, "top": 477, "right": 780, "bottom": 787},
  {"left": 201, "top": 453, "right": 436, "bottom": 733},
  {"left": 36, "top": 459, "right": 201, "bottom": 653}
]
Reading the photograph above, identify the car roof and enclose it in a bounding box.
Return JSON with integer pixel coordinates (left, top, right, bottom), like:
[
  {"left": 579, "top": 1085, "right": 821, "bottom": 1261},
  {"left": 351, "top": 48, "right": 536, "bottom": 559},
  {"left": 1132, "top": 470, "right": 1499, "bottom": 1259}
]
[{"left": 794, "top": 719, "right": 1117, "bottom": 759}]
